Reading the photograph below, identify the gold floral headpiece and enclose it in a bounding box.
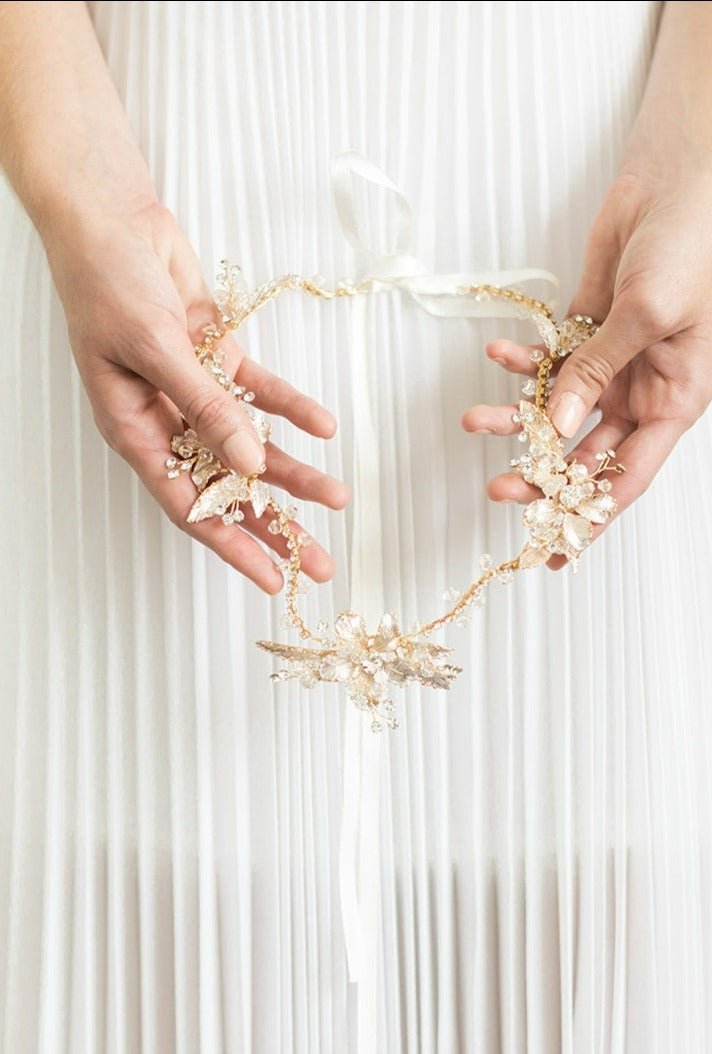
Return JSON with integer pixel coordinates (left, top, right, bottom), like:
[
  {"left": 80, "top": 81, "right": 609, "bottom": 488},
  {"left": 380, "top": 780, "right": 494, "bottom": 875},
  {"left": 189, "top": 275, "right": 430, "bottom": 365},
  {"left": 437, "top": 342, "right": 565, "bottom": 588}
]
[{"left": 166, "top": 155, "right": 623, "bottom": 729}]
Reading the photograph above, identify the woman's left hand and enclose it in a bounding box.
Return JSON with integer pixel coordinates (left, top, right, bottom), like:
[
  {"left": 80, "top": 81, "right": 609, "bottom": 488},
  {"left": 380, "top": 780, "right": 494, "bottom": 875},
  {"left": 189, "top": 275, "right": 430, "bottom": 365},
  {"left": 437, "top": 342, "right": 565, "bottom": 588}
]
[{"left": 462, "top": 165, "right": 712, "bottom": 566}]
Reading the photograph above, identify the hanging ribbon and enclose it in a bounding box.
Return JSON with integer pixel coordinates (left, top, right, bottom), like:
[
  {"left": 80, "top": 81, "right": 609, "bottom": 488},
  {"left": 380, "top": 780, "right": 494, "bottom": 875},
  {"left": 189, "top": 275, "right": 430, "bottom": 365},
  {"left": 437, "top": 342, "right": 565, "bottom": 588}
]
[{"left": 331, "top": 151, "right": 559, "bottom": 1051}]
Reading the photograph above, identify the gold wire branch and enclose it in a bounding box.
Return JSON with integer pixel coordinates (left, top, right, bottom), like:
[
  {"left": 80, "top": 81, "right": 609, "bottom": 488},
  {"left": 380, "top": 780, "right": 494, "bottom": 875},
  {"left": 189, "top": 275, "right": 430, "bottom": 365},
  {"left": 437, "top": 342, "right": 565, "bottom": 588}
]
[{"left": 166, "top": 264, "right": 621, "bottom": 731}]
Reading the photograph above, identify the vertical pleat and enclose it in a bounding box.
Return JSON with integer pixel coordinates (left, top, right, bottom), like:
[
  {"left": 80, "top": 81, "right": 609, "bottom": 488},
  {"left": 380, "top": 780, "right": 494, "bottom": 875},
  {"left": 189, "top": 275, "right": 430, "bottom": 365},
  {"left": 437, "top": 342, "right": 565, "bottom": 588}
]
[{"left": 4, "top": 2, "right": 712, "bottom": 1053}]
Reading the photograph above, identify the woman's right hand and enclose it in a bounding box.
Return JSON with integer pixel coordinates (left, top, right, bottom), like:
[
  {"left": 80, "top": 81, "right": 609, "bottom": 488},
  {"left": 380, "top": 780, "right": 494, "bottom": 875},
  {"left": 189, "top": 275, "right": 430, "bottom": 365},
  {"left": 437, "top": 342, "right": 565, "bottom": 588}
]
[{"left": 42, "top": 197, "right": 349, "bottom": 594}]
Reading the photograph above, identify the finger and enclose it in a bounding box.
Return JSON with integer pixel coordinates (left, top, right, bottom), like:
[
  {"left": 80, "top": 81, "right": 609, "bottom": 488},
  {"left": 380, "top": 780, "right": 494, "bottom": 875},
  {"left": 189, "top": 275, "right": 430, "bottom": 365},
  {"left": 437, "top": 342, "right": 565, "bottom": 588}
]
[
  {"left": 485, "top": 339, "right": 539, "bottom": 376},
  {"left": 483, "top": 410, "right": 633, "bottom": 507},
  {"left": 486, "top": 473, "right": 540, "bottom": 505},
  {"left": 262, "top": 442, "right": 350, "bottom": 509},
  {"left": 461, "top": 403, "right": 522, "bottom": 436},
  {"left": 237, "top": 358, "right": 338, "bottom": 438},
  {"left": 241, "top": 509, "right": 336, "bottom": 583},
  {"left": 603, "top": 418, "right": 682, "bottom": 518},
  {"left": 545, "top": 413, "right": 633, "bottom": 570},
  {"left": 547, "top": 295, "right": 674, "bottom": 439},
  {"left": 146, "top": 444, "right": 284, "bottom": 594},
  {"left": 547, "top": 417, "right": 681, "bottom": 571},
  {"left": 99, "top": 383, "right": 284, "bottom": 593},
  {"left": 564, "top": 413, "right": 635, "bottom": 471},
  {"left": 176, "top": 493, "right": 285, "bottom": 593},
  {"left": 138, "top": 321, "right": 265, "bottom": 476}
]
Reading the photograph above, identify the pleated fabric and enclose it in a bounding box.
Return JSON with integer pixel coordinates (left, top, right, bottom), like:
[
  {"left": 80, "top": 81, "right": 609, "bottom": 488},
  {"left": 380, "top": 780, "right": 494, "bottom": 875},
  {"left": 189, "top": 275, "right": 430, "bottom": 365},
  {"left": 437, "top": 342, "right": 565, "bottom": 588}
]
[{"left": 2, "top": 2, "right": 712, "bottom": 1051}]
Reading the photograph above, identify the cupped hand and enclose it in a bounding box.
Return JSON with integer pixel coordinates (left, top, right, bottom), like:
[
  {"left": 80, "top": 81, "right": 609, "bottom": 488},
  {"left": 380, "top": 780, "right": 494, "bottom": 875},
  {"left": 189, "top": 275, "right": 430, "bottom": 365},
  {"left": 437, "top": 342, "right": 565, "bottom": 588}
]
[
  {"left": 44, "top": 199, "right": 348, "bottom": 593},
  {"left": 462, "top": 169, "right": 712, "bottom": 565}
]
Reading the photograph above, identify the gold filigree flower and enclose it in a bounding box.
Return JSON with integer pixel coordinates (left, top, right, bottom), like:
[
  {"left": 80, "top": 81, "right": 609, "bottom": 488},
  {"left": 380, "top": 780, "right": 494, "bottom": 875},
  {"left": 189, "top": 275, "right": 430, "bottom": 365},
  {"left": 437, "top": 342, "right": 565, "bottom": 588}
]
[
  {"left": 511, "top": 400, "right": 623, "bottom": 568},
  {"left": 259, "top": 611, "right": 462, "bottom": 731}
]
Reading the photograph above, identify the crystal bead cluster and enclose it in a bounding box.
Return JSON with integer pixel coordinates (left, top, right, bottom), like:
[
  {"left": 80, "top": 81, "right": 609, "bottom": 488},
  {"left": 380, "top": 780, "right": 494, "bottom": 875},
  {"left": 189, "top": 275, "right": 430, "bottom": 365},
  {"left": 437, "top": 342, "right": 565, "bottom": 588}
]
[
  {"left": 166, "top": 266, "right": 623, "bottom": 729},
  {"left": 511, "top": 401, "right": 623, "bottom": 569}
]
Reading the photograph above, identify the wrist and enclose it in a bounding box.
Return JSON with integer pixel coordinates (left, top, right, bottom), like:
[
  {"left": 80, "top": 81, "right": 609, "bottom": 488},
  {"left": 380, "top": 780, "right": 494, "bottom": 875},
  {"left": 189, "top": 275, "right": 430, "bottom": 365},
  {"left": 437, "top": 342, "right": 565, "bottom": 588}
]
[
  {"left": 616, "top": 120, "right": 712, "bottom": 207},
  {"left": 32, "top": 165, "right": 158, "bottom": 249}
]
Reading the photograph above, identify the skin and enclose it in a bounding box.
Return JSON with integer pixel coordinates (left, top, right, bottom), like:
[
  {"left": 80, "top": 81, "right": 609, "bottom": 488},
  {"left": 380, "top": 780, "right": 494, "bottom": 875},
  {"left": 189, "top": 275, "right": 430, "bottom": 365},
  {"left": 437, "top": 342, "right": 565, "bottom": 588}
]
[
  {"left": 463, "top": 3, "right": 712, "bottom": 567},
  {"left": 0, "top": 1, "right": 347, "bottom": 594},
  {"left": 1, "top": 3, "right": 711, "bottom": 588}
]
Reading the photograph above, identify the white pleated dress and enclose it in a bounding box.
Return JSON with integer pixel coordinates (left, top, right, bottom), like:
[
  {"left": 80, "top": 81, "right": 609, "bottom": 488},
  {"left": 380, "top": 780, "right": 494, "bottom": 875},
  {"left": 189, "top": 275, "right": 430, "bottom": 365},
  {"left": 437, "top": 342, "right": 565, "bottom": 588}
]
[{"left": 2, "top": 2, "right": 712, "bottom": 1052}]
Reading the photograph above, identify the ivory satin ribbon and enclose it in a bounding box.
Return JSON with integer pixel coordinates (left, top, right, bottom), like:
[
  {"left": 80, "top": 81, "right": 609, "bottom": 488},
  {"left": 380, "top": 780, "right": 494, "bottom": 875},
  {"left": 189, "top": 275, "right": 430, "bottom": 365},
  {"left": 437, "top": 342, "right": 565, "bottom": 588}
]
[{"left": 331, "top": 152, "right": 559, "bottom": 1051}]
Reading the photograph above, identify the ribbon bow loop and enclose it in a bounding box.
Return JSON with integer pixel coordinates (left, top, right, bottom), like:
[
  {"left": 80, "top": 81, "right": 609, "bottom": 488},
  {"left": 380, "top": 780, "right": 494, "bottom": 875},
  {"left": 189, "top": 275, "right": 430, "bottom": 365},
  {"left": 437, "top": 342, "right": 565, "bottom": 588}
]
[
  {"left": 330, "top": 150, "right": 427, "bottom": 281},
  {"left": 331, "top": 150, "right": 560, "bottom": 318}
]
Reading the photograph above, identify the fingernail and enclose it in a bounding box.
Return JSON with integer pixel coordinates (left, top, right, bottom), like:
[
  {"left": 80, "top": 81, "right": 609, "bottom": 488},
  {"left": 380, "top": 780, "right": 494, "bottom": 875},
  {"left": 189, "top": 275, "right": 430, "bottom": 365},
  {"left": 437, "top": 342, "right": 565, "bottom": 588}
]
[
  {"left": 550, "top": 392, "right": 586, "bottom": 438},
  {"left": 224, "top": 433, "right": 264, "bottom": 475},
  {"left": 474, "top": 427, "right": 494, "bottom": 434},
  {"left": 491, "top": 355, "right": 507, "bottom": 366}
]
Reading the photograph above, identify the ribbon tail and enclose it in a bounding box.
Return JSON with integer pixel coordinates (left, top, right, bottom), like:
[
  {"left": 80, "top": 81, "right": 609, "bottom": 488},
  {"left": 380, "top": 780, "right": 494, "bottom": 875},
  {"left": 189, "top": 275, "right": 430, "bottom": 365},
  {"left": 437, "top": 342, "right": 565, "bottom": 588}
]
[{"left": 338, "top": 294, "right": 385, "bottom": 1051}]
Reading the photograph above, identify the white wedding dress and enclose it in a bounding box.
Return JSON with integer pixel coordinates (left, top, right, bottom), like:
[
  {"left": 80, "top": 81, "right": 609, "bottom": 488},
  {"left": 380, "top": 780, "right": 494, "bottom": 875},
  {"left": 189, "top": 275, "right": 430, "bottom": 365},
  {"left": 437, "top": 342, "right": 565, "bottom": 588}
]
[{"left": 2, "top": 2, "right": 712, "bottom": 1052}]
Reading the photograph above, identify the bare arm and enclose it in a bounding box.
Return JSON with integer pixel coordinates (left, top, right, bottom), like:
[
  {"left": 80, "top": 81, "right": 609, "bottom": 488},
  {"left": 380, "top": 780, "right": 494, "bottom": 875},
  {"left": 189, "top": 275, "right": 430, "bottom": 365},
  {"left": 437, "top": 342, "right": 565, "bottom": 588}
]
[
  {"left": 0, "top": 2, "right": 154, "bottom": 231},
  {"left": 0, "top": 1, "right": 347, "bottom": 593}
]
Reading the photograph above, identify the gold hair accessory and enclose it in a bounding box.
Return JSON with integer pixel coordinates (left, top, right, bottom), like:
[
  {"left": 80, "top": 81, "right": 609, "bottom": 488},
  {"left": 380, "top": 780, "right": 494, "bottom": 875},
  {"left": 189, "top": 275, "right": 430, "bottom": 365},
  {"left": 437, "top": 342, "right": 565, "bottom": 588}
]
[{"left": 166, "top": 261, "right": 624, "bottom": 731}]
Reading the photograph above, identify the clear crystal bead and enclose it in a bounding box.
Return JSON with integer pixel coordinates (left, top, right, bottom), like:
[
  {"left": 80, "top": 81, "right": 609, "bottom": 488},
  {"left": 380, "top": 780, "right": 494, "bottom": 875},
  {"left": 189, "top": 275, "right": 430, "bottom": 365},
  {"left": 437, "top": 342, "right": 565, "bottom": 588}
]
[
  {"left": 167, "top": 469, "right": 180, "bottom": 479},
  {"left": 268, "top": 519, "right": 281, "bottom": 534},
  {"left": 165, "top": 457, "right": 177, "bottom": 468}
]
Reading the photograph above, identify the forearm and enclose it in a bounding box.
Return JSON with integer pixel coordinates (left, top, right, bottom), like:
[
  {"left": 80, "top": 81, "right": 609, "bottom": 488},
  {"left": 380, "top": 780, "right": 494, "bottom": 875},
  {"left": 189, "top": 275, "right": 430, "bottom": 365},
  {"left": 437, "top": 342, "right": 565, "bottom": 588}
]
[
  {"left": 623, "top": 1, "right": 712, "bottom": 181},
  {"left": 0, "top": 1, "right": 155, "bottom": 237}
]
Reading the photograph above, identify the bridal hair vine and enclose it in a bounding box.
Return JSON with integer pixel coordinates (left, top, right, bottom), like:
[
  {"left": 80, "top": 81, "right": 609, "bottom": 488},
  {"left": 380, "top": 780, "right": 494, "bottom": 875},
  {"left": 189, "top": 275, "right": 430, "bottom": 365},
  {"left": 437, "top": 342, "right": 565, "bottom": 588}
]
[{"left": 166, "top": 155, "right": 624, "bottom": 731}]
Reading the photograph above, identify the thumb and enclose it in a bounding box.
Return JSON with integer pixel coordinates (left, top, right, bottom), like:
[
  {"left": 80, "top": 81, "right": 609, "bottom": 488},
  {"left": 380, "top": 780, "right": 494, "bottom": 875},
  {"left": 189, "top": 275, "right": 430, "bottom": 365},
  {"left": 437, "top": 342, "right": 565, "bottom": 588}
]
[
  {"left": 547, "top": 297, "right": 649, "bottom": 438},
  {"left": 142, "top": 328, "right": 266, "bottom": 476}
]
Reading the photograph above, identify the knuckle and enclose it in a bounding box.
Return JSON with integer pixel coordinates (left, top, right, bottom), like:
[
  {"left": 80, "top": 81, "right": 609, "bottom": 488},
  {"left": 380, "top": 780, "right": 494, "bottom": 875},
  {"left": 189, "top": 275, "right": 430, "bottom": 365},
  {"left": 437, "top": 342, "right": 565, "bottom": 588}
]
[
  {"left": 144, "top": 320, "right": 182, "bottom": 362},
  {"left": 119, "top": 320, "right": 177, "bottom": 374},
  {"left": 617, "top": 284, "right": 675, "bottom": 337},
  {"left": 94, "top": 407, "right": 131, "bottom": 458},
  {"left": 151, "top": 202, "right": 179, "bottom": 229},
  {"left": 184, "top": 387, "right": 232, "bottom": 440},
  {"left": 567, "top": 351, "right": 616, "bottom": 394}
]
